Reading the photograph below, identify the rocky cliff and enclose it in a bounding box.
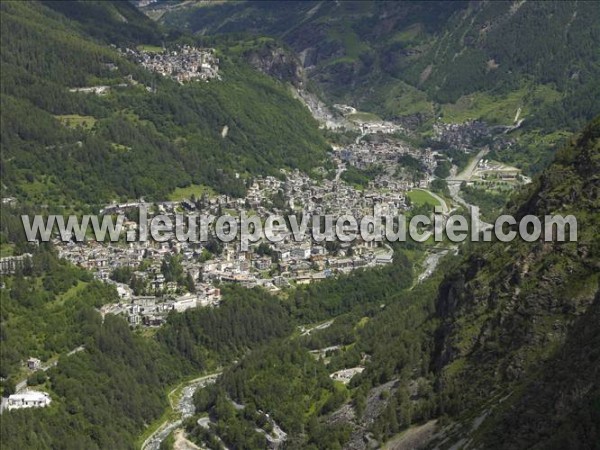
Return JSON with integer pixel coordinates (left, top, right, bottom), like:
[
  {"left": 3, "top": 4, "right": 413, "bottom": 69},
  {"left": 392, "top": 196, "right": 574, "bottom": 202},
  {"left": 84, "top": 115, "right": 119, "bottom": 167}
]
[{"left": 432, "top": 117, "right": 600, "bottom": 448}]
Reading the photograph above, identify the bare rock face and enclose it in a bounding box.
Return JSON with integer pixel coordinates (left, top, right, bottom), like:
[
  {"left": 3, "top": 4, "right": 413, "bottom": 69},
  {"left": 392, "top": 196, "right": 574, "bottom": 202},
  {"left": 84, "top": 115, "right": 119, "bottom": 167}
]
[{"left": 243, "top": 43, "right": 304, "bottom": 87}]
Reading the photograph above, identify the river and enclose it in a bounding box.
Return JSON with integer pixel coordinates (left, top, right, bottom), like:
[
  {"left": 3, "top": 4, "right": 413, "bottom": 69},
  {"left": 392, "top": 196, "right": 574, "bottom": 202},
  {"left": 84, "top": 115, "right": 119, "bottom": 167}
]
[{"left": 142, "top": 373, "right": 220, "bottom": 450}]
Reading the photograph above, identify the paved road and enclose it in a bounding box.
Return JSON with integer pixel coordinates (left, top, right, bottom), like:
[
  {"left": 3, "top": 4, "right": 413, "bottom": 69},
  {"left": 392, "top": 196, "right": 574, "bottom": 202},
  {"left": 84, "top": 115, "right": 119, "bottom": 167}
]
[
  {"left": 412, "top": 189, "right": 449, "bottom": 215},
  {"left": 446, "top": 149, "right": 493, "bottom": 231},
  {"left": 451, "top": 148, "right": 489, "bottom": 182},
  {"left": 300, "top": 320, "right": 333, "bottom": 337}
]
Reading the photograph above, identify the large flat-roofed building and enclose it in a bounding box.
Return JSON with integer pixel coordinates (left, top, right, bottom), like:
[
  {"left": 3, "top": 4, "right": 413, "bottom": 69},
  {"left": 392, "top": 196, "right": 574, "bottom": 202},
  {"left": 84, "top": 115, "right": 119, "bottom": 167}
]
[{"left": 7, "top": 391, "right": 51, "bottom": 411}]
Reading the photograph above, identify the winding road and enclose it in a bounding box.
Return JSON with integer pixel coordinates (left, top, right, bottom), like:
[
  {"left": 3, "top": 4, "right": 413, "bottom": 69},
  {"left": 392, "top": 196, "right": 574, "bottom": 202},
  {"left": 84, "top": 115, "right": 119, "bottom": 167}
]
[
  {"left": 412, "top": 149, "right": 494, "bottom": 285},
  {"left": 446, "top": 149, "right": 492, "bottom": 232}
]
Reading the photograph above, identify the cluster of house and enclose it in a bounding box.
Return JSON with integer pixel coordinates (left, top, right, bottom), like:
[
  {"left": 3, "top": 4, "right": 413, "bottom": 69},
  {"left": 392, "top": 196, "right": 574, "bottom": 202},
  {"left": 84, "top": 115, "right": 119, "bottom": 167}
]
[
  {"left": 247, "top": 169, "right": 408, "bottom": 219},
  {"left": 121, "top": 45, "right": 220, "bottom": 83},
  {"left": 0, "top": 114, "right": 452, "bottom": 337},
  {"left": 53, "top": 161, "right": 413, "bottom": 327},
  {"left": 101, "top": 289, "right": 220, "bottom": 327},
  {"left": 432, "top": 120, "right": 492, "bottom": 152},
  {"left": 48, "top": 123, "right": 455, "bottom": 328},
  {"left": 57, "top": 235, "right": 223, "bottom": 326},
  {"left": 333, "top": 139, "right": 437, "bottom": 186}
]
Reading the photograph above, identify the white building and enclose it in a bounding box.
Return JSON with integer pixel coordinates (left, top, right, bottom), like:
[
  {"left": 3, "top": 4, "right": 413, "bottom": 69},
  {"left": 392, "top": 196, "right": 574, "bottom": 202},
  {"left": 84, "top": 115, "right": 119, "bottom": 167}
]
[
  {"left": 172, "top": 293, "right": 199, "bottom": 312},
  {"left": 291, "top": 246, "right": 311, "bottom": 260},
  {"left": 8, "top": 391, "right": 52, "bottom": 411}
]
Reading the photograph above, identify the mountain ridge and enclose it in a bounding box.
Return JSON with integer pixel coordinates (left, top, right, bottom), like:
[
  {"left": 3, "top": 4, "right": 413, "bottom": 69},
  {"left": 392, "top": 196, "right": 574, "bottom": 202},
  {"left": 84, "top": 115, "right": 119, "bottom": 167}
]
[
  {"left": 155, "top": 0, "right": 600, "bottom": 176},
  {"left": 157, "top": 1, "right": 600, "bottom": 128},
  {"left": 429, "top": 117, "right": 600, "bottom": 448}
]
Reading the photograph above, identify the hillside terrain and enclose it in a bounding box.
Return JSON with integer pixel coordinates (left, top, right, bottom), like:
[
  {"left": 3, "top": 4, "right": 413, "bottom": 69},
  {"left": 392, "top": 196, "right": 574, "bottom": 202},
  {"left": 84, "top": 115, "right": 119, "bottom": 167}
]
[
  {"left": 157, "top": 0, "right": 600, "bottom": 172},
  {"left": 0, "top": 1, "right": 328, "bottom": 208},
  {"left": 169, "top": 119, "right": 599, "bottom": 450},
  {"left": 430, "top": 117, "right": 600, "bottom": 448},
  {"left": 0, "top": 2, "right": 598, "bottom": 450},
  {"left": 159, "top": 1, "right": 599, "bottom": 124}
]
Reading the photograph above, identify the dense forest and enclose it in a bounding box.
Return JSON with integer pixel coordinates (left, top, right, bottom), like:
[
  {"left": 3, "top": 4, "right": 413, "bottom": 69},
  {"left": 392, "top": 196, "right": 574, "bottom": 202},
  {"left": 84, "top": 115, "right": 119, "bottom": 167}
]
[
  {"left": 0, "top": 1, "right": 328, "bottom": 208},
  {"left": 0, "top": 233, "right": 418, "bottom": 448},
  {"left": 1, "top": 313, "right": 192, "bottom": 449},
  {"left": 0, "top": 243, "right": 193, "bottom": 448},
  {"left": 0, "top": 246, "right": 109, "bottom": 378}
]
